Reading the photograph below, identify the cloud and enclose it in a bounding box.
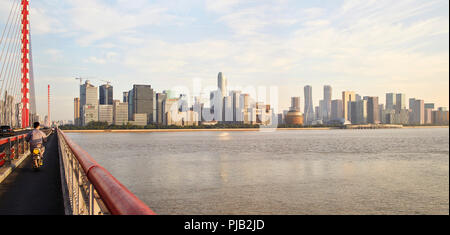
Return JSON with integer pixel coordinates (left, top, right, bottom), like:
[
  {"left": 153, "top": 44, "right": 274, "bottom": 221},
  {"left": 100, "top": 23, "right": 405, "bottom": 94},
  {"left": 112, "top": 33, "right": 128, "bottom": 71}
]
[
  {"left": 83, "top": 56, "right": 106, "bottom": 65},
  {"left": 44, "top": 49, "right": 63, "bottom": 60},
  {"left": 204, "top": 0, "right": 242, "bottom": 13},
  {"left": 65, "top": 0, "right": 187, "bottom": 46}
]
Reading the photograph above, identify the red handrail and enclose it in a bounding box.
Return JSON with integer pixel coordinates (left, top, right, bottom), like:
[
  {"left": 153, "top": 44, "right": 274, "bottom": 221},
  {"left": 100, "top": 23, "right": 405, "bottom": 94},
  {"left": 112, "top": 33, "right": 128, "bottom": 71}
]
[
  {"left": 57, "top": 129, "right": 156, "bottom": 215},
  {"left": 0, "top": 152, "right": 5, "bottom": 167},
  {"left": 0, "top": 134, "right": 27, "bottom": 167}
]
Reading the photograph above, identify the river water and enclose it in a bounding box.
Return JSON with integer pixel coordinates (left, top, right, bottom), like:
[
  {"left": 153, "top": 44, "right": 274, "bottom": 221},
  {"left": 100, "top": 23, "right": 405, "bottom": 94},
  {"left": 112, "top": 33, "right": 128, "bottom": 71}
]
[{"left": 66, "top": 128, "right": 449, "bottom": 215}]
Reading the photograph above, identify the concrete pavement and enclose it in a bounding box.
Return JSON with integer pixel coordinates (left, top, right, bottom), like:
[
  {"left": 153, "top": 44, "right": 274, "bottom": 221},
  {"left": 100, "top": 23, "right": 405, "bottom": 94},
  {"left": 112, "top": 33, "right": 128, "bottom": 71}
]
[{"left": 0, "top": 133, "right": 64, "bottom": 215}]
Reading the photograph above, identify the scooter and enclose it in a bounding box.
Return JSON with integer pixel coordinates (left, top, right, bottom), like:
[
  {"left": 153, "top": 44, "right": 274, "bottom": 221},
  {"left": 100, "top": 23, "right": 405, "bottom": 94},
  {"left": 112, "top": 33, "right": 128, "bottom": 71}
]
[{"left": 32, "top": 148, "right": 43, "bottom": 170}]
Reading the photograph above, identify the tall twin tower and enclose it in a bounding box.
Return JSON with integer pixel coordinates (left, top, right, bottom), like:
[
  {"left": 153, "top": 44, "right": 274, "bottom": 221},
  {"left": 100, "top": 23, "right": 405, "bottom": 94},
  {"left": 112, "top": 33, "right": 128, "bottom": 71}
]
[
  {"left": 303, "top": 85, "right": 333, "bottom": 124},
  {"left": 218, "top": 72, "right": 227, "bottom": 98}
]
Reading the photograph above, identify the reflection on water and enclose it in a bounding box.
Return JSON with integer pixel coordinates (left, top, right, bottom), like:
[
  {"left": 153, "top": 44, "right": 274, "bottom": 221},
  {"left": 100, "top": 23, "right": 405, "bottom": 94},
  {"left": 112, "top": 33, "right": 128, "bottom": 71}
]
[{"left": 67, "top": 128, "right": 449, "bottom": 215}]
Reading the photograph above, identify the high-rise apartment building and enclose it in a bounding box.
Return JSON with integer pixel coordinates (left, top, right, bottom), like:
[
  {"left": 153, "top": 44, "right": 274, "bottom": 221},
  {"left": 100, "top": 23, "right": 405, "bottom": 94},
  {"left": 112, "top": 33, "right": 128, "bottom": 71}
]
[
  {"left": 425, "top": 108, "right": 433, "bottom": 124},
  {"left": 113, "top": 100, "right": 128, "bottom": 125},
  {"left": 412, "top": 99, "right": 425, "bottom": 125},
  {"left": 155, "top": 93, "right": 168, "bottom": 125},
  {"left": 162, "top": 98, "right": 180, "bottom": 125},
  {"left": 193, "top": 96, "right": 203, "bottom": 122},
  {"left": 323, "top": 85, "right": 332, "bottom": 122},
  {"left": 80, "top": 80, "right": 98, "bottom": 126},
  {"left": 80, "top": 80, "right": 98, "bottom": 107},
  {"left": 331, "top": 99, "right": 343, "bottom": 121},
  {"left": 432, "top": 108, "right": 449, "bottom": 125},
  {"left": 223, "top": 95, "right": 233, "bottom": 122},
  {"left": 99, "top": 84, "right": 113, "bottom": 105},
  {"left": 304, "top": 85, "right": 314, "bottom": 124},
  {"left": 386, "top": 93, "right": 396, "bottom": 110},
  {"left": 378, "top": 104, "right": 385, "bottom": 123},
  {"left": 231, "top": 91, "right": 242, "bottom": 123},
  {"left": 366, "top": 97, "right": 380, "bottom": 124},
  {"left": 350, "top": 100, "right": 367, "bottom": 124},
  {"left": 396, "top": 94, "right": 406, "bottom": 112},
  {"left": 409, "top": 98, "right": 416, "bottom": 110},
  {"left": 342, "top": 91, "right": 356, "bottom": 121},
  {"left": 128, "top": 85, "right": 154, "bottom": 124},
  {"left": 210, "top": 90, "right": 223, "bottom": 122},
  {"left": 240, "top": 94, "right": 250, "bottom": 124}
]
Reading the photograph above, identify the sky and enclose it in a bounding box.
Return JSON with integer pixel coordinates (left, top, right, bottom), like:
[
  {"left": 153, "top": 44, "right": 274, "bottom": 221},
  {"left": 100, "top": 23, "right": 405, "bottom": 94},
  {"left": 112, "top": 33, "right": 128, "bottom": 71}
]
[{"left": 0, "top": 0, "right": 449, "bottom": 121}]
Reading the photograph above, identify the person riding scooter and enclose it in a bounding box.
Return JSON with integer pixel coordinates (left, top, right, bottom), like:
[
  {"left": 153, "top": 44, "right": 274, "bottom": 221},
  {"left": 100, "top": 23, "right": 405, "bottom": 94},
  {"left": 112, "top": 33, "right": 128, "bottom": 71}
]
[{"left": 25, "top": 122, "right": 47, "bottom": 164}]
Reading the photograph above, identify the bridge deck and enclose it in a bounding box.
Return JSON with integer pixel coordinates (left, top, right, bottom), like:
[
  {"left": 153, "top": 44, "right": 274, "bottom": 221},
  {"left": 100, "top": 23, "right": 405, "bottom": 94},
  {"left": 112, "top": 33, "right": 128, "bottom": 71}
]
[{"left": 0, "top": 134, "right": 64, "bottom": 215}]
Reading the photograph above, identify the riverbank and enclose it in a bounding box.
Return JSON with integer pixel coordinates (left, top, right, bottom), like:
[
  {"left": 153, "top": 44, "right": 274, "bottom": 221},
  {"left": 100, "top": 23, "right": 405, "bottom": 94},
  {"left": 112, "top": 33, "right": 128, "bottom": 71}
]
[
  {"left": 61, "top": 127, "right": 335, "bottom": 133},
  {"left": 60, "top": 125, "right": 448, "bottom": 133},
  {"left": 402, "top": 126, "right": 449, "bottom": 129}
]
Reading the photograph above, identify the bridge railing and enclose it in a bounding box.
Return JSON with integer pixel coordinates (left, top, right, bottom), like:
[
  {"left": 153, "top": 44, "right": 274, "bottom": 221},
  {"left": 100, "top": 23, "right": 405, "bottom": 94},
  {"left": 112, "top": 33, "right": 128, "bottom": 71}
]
[
  {"left": 56, "top": 128, "right": 156, "bottom": 215},
  {"left": 0, "top": 134, "right": 29, "bottom": 168}
]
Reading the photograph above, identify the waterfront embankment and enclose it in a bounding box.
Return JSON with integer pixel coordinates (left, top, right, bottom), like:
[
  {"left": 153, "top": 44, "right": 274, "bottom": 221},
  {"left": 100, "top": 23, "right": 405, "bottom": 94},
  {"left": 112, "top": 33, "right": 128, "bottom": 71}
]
[{"left": 60, "top": 125, "right": 448, "bottom": 133}]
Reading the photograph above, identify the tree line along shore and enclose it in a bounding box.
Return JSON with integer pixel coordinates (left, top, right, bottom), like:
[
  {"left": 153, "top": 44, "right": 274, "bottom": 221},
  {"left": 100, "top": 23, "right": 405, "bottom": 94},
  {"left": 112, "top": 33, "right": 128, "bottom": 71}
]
[{"left": 58, "top": 121, "right": 448, "bottom": 131}]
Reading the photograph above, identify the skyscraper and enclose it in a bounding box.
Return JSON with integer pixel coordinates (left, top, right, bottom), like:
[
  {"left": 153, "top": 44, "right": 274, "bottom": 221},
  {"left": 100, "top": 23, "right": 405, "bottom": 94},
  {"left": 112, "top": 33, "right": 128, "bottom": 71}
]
[
  {"left": 304, "top": 85, "right": 314, "bottom": 124},
  {"left": 129, "top": 84, "right": 154, "bottom": 124},
  {"left": 396, "top": 93, "right": 406, "bottom": 112},
  {"left": 162, "top": 98, "right": 180, "bottom": 125},
  {"left": 99, "top": 84, "right": 113, "bottom": 105},
  {"left": 155, "top": 93, "right": 167, "bottom": 125},
  {"left": 412, "top": 99, "right": 425, "bottom": 125},
  {"left": 210, "top": 90, "right": 223, "bottom": 122},
  {"left": 223, "top": 95, "right": 233, "bottom": 122},
  {"left": 409, "top": 98, "right": 416, "bottom": 110},
  {"left": 218, "top": 72, "right": 227, "bottom": 98},
  {"left": 386, "top": 93, "right": 396, "bottom": 111},
  {"left": 342, "top": 91, "right": 356, "bottom": 121},
  {"left": 80, "top": 80, "right": 98, "bottom": 126},
  {"left": 80, "top": 80, "right": 98, "bottom": 107},
  {"left": 379, "top": 104, "right": 385, "bottom": 123},
  {"left": 323, "top": 85, "right": 332, "bottom": 122},
  {"left": 331, "top": 99, "right": 343, "bottom": 121},
  {"left": 240, "top": 94, "right": 250, "bottom": 124},
  {"left": 290, "top": 97, "right": 301, "bottom": 112},
  {"left": 231, "top": 91, "right": 241, "bottom": 123},
  {"left": 350, "top": 100, "right": 367, "bottom": 124},
  {"left": 366, "top": 97, "right": 380, "bottom": 124},
  {"left": 113, "top": 100, "right": 128, "bottom": 125}
]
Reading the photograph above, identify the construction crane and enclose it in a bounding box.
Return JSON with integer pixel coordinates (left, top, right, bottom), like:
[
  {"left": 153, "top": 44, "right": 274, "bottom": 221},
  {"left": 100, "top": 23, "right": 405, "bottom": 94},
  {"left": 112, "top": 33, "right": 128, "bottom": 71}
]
[
  {"left": 75, "top": 76, "right": 113, "bottom": 91},
  {"left": 75, "top": 77, "right": 83, "bottom": 86},
  {"left": 75, "top": 76, "right": 105, "bottom": 86}
]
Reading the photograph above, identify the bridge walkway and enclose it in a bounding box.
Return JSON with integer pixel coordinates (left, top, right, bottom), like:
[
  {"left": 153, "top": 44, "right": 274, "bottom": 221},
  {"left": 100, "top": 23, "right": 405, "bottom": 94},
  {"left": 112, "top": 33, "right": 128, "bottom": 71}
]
[{"left": 0, "top": 133, "right": 64, "bottom": 215}]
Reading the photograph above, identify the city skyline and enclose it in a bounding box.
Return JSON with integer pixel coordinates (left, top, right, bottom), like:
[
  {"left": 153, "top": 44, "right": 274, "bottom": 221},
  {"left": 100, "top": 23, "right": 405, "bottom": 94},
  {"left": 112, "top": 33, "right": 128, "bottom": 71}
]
[
  {"left": 68, "top": 72, "right": 448, "bottom": 128},
  {"left": 0, "top": 0, "right": 448, "bottom": 120}
]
